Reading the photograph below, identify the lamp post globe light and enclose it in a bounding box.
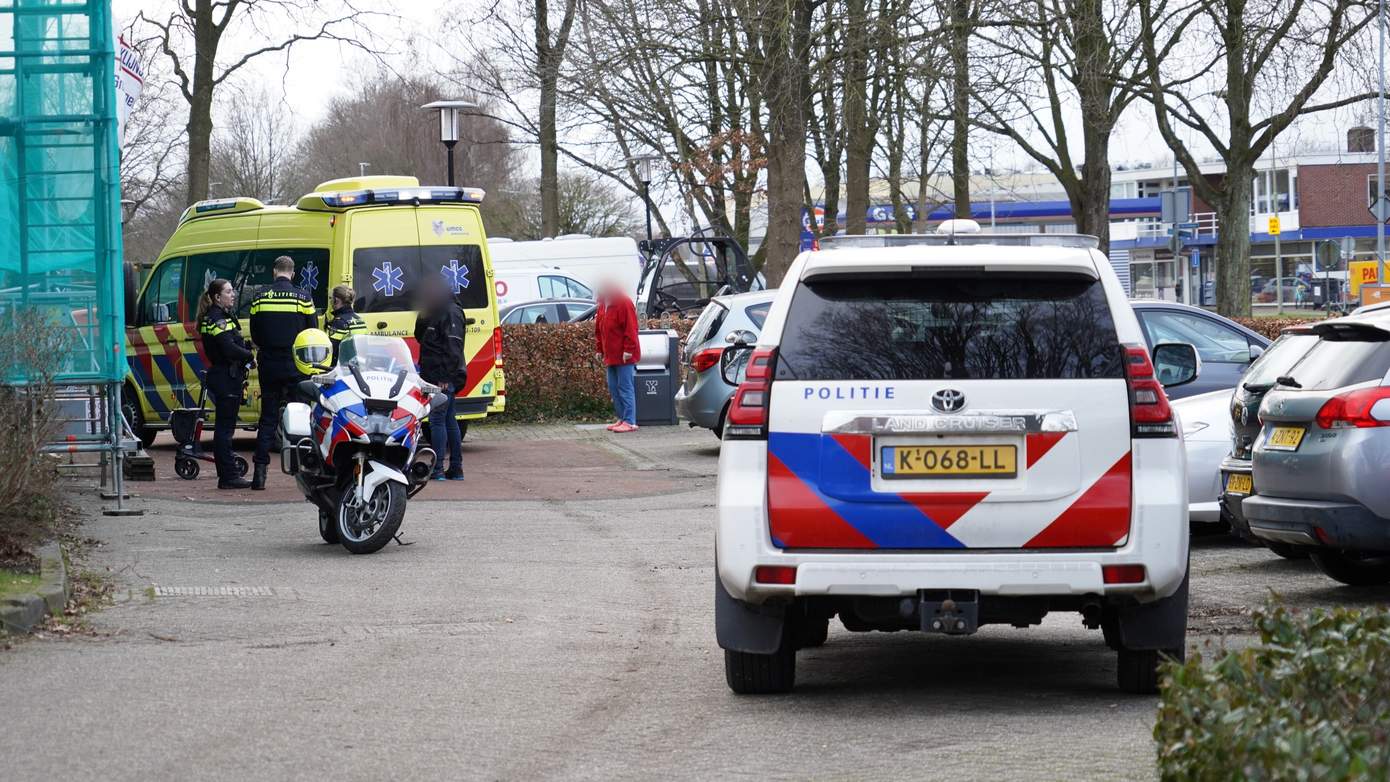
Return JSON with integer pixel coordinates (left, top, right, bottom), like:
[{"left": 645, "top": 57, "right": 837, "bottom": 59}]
[
  {"left": 422, "top": 99, "right": 477, "bottom": 187},
  {"left": 627, "top": 154, "right": 661, "bottom": 242}
]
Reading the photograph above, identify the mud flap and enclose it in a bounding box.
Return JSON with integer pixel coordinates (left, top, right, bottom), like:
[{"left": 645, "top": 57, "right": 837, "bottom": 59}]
[
  {"left": 715, "top": 575, "right": 787, "bottom": 654},
  {"left": 1115, "top": 567, "right": 1189, "bottom": 653}
]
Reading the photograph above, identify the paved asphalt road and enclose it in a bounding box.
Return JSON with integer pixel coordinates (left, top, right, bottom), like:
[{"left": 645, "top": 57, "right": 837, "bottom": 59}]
[{"left": 4, "top": 424, "right": 1388, "bottom": 781}]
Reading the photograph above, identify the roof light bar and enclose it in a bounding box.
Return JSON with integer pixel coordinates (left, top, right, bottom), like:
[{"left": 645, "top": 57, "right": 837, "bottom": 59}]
[
  {"left": 819, "top": 233, "right": 1100, "bottom": 251},
  {"left": 314, "top": 187, "right": 486, "bottom": 209}
]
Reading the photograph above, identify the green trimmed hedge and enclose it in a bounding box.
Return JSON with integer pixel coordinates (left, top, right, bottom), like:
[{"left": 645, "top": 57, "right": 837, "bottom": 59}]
[
  {"left": 1155, "top": 603, "right": 1390, "bottom": 781},
  {"left": 499, "top": 318, "right": 692, "bottom": 422}
]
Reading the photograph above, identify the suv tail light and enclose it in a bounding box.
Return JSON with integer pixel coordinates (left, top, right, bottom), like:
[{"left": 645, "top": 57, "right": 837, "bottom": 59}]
[
  {"left": 690, "top": 347, "right": 723, "bottom": 374},
  {"left": 724, "top": 347, "right": 777, "bottom": 440},
  {"left": 1126, "top": 345, "right": 1177, "bottom": 438},
  {"left": 1315, "top": 387, "right": 1390, "bottom": 429}
]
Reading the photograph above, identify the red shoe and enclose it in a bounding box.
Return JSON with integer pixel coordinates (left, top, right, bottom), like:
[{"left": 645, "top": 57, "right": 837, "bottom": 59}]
[
  {"left": 606, "top": 421, "right": 621, "bottom": 431},
  {"left": 612, "top": 422, "right": 638, "bottom": 433}
]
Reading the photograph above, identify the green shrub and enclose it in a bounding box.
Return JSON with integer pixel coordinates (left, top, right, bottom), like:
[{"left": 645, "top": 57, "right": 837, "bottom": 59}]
[
  {"left": 0, "top": 314, "right": 72, "bottom": 557},
  {"left": 1155, "top": 603, "right": 1390, "bottom": 781},
  {"left": 499, "top": 317, "right": 692, "bottom": 422}
]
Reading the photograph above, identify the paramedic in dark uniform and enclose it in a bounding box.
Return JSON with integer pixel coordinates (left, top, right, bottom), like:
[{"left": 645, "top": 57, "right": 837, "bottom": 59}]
[
  {"left": 248, "top": 255, "right": 317, "bottom": 490},
  {"left": 197, "top": 278, "right": 254, "bottom": 490},
  {"left": 325, "top": 284, "right": 367, "bottom": 363}
]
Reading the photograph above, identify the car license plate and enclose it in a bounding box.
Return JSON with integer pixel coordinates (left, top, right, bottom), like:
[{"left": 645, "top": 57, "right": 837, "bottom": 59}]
[
  {"left": 881, "top": 445, "right": 1017, "bottom": 479},
  {"left": 1266, "top": 426, "right": 1305, "bottom": 451},
  {"left": 1224, "top": 473, "right": 1253, "bottom": 495}
]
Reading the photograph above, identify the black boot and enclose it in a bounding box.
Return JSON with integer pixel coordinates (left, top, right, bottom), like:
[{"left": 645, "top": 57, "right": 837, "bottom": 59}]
[
  {"left": 251, "top": 463, "right": 268, "bottom": 490},
  {"left": 218, "top": 477, "right": 252, "bottom": 490}
]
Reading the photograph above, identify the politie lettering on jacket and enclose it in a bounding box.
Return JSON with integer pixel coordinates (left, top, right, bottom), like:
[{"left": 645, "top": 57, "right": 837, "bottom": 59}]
[{"left": 801, "top": 385, "right": 896, "bottom": 400}]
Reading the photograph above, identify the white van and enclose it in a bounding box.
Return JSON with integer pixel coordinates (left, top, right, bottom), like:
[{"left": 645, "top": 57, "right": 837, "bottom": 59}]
[
  {"left": 492, "top": 264, "right": 595, "bottom": 308},
  {"left": 488, "top": 235, "right": 644, "bottom": 300}
]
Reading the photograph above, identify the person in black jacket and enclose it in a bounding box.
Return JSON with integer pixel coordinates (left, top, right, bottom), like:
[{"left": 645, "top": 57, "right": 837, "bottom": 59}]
[
  {"left": 325, "top": 284, "right": 367, "bottom": 364},
  {"left": 197, "top": 279, "right": 254, "bottom": 490},
  {"left": 414, "top": 276, "right": 467, "bottom": 480},
  {"left": 248, "top": 255, "right": 317, "bottom": 489}
]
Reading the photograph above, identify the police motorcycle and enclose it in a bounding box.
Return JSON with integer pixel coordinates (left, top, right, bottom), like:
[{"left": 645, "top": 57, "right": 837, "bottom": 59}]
[{"left": 280, "top": 331, "right": 443, "bottom": 554}]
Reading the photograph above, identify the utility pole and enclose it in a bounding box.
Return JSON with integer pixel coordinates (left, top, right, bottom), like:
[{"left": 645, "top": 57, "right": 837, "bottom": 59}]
[{"left": 1380, "top": 0, "right": 1386, "bottom": 263}]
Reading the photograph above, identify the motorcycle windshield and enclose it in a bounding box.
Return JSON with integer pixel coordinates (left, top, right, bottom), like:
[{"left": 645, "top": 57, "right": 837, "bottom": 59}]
[{"left": 338, "top": 335, "right": 416, "bottom": 375}]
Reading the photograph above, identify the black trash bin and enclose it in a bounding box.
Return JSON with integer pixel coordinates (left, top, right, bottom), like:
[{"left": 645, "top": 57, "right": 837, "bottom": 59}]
[{"left": 634, "top": 329, "right": 679, "bottom": 426}]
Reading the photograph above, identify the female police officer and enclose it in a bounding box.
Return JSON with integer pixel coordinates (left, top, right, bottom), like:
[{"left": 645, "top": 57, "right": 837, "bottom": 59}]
[{"left": 197, "top": 278, "right": 255, "bottom": 490}]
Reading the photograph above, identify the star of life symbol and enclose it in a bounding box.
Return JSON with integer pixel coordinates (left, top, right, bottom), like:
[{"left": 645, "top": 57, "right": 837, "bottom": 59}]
[
  {"left": 298, "top": 264, "right": 319, "bottom": 292},
  {"left": 372, "top": 261, "right": 405, "bottom": 297},
  {"left": 440, "top": 259, "right": 469, "bottom": 294}
]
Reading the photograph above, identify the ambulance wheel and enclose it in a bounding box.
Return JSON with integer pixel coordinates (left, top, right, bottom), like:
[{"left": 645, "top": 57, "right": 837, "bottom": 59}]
[
  {"left": 234, "top": 457, "right": 249, "bottom": 477},
  {"left": 122, "top": 388, "right": 156, "bottom": 449},
  {"left": 174, "top": 457, "right": 199, "bottom": 480},
  {"left": 318, "top": 505, "right": 339, "bottom": 544}
]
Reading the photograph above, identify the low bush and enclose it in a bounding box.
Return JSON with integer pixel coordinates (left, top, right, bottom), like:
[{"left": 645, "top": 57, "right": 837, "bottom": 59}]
[
  {"left": 0, "top": 315, "right": 72, "bottom": 560},
  {"left": 1232, "top": 317, "right": 1329, "bottom": 341},
  {"left": 499, "top": 317, "right": 692, "bottom": 422},
  {"left": 1155, "top": 603, "right": 1390, "bottom": 781}
]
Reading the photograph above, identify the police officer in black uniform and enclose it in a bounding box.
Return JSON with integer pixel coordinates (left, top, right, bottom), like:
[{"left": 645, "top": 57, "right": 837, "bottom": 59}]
[
  {"left": 248, "top": 255, "right": 317, "bottom": 490},
  {"left": 197, "top": 278, "right": 254, "bottom": 490},
  {"left": 325, "top": 284, "right": 367, "bottom": 363}
]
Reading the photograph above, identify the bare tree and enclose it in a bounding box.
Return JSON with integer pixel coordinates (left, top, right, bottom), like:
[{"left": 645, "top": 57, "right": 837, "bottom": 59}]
[
  {"left": 288, "top": 71, "right": 520, "bottom": 202},
  {"left": 742, "top": 0, "right": 817, "bottom": 284},
  {"left": 209, "top": 85, "right": 297, "bottom": 203},
  {"left": 1138, "top": 0, "right": 1375, "bottom": 316},
  {"left": 133, "top": 0, "right": 378, "bottom": 206},
  {"left": 500, "top": 172, "right": 643, "bottom": 240},
  {"left": 970, "top": 0, "right": 1159, "bottom": 255}
]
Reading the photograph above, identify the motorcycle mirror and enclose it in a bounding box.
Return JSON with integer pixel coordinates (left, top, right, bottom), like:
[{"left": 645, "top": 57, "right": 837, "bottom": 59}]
[{"left": 297, "top": 380, "right": 319, "bottom": 399}]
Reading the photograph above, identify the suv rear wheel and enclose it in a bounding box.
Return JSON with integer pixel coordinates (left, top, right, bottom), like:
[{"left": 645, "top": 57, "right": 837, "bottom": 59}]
[
  {"left": 724, "top": 645, "right": 796, "bottom": 695},
  {"left": 1117, "top": 648, "right": 1182, "bottom": 695},
  {"left": 1309, "top": 550, "right": 1390, "bottom": 586}
]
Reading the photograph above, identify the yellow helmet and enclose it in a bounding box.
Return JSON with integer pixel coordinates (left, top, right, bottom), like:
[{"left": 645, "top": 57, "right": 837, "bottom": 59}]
[{"left": 293, "top": 329, "right": 334, "bottom": 376}]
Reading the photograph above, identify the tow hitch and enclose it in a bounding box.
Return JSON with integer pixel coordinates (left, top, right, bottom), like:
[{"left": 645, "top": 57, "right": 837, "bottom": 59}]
[{"left": 920, "top": 590, "right": 980, "bottom": 635}]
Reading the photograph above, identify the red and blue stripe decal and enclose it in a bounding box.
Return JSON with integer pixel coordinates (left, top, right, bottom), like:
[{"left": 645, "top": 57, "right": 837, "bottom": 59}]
[
  {"left": 767, "top": 431, "right": 1131, "bottom": 550},
  {"left": 769, "top": 432, "right": 969, "bottom": 549}
]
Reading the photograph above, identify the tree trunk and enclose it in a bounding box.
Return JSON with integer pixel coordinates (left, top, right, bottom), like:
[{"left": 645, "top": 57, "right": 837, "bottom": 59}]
[
  {"left": 1214, "top": 172, "right": 1252, "bottom": 317},
  {"left": 759, "top": 0, "right": 812, "bottom": 286},
  {"left": 842, "top": 0, "right": 869, "bottom": 234},
  {"left": 949, "top": 0, "right": 971, "bottom": 218},
  {"left": 184, "top": 0, "right": 218, "bottom": 205},
  {"left": 537, "top": 8, "right": 560, "bottom": 237},
  {"left": 1076, "top": 123, "right": 1112, "bottom": 255}
]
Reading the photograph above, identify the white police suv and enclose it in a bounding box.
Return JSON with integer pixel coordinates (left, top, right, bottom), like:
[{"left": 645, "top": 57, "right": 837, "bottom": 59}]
[{"left": 715, "top": 223, "right": 1199, "bottom": 694}]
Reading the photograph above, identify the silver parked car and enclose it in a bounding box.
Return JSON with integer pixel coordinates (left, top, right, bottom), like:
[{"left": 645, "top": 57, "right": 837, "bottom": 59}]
[
  {"left": 675, "top": 289, "right": 776, "bottom": 436},
  {"left": 1172, "top": 389, "right": 1235, "bottom": 524},
  {"left": 1245, "top": 313, "right": 1390, "bottom": 585}
]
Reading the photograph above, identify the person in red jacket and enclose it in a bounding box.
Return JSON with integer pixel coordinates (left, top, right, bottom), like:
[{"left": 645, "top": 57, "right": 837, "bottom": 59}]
[{"left": 594, "top": 278, "right": 642, "bottom": 433}]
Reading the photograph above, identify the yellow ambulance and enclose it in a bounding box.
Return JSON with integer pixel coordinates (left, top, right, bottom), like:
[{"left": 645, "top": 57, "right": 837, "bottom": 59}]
[{"left": 122, "top": 175, "right": 505, "bottom": 446}]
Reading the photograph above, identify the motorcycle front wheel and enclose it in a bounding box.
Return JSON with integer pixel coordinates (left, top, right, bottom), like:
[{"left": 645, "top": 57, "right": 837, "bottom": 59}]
[{"left": 337, "top": 479, "right": 406, "bottom": 555}]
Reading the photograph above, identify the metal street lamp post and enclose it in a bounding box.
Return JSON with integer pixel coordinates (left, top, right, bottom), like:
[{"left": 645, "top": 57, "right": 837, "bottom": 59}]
[
  {"left": 422, "top": 100, "right": 477, "bottom": 187},
  {"left": 627, "top": 154, "right": 661, "bottom": 242}
]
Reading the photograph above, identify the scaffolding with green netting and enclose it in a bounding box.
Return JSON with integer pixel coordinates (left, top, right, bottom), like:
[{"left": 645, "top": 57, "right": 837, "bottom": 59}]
[{"left": 1, "top": 0, "right": 138, "bottom": 513}]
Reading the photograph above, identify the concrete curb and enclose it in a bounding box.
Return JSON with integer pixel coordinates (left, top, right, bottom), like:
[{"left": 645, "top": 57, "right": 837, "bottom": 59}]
[{"left": 0, "top": 543, "right": 68, "bottom": 634}]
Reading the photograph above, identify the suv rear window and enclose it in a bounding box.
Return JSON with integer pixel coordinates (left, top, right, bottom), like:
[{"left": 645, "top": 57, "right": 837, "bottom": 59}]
[
  {"left": 1241, "top": 333, "right": 1318, "bottom": 390},
  {"left": 1284, "top": 335, "right": 1390, "bottom": 391},
  {"left": 774, "top": 274, "right": 1124, "bottom": 381}
]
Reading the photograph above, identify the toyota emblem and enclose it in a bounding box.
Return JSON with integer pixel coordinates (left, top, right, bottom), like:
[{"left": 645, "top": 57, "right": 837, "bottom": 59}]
[{"left": 931, "top": 388, "right": 966, "bottom": 413}]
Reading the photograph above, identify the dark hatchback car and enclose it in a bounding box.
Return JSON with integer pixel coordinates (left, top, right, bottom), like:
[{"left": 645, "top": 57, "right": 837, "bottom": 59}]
[
  {"left": 1217, "top": 326, "right": 1320, "bottom": 553},
  {"left": 1130, "top": 301, "right": 1271, "bottom": 399}
]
